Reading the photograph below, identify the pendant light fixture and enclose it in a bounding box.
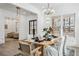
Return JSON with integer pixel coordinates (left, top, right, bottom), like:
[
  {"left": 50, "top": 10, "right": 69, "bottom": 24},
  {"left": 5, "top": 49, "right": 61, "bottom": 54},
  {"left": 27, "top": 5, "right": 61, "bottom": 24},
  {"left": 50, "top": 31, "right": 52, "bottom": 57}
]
[
  {"left": 15, "top": 6, "right": 20, "bottom": 32},
  {"left": 43, "top": 3, "right": 55, "bottom": 16},
  {"left": 16, "top": 6, "right": 20, "bottom": 22}
]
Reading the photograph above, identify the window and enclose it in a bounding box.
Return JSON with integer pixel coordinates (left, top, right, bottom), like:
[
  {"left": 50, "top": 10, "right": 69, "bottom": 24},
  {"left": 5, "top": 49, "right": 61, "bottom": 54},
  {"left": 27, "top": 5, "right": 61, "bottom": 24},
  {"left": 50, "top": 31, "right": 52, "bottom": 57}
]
[
  {"left": 63, "top": 14, "right": 75, "bottom": 36},
  {"left": 29, "top": 20, "right": 37, "bottom": 37}
]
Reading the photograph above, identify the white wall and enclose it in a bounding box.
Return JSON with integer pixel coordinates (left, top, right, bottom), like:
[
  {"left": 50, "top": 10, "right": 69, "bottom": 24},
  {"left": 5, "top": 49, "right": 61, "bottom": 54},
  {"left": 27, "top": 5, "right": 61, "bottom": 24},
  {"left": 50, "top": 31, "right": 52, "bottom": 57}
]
[
  {"left": 19, "top": 15, "right": 37, "bottom": 40},
  {"left": 37, "top": 13, "right": 45, "bottom": 36},
  {"left": 19, "top": 15, "right": 27, "bottom": 40},
  {"left": 0, "top": 9, "right": 5, "bottom": 44}
]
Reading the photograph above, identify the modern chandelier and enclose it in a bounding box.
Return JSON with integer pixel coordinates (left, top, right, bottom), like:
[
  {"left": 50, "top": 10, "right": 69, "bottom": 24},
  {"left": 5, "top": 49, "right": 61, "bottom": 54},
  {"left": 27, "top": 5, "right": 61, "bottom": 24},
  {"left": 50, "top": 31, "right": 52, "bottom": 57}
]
[{"left": 43, "top": 3, "right": 55, "bottom": 16}]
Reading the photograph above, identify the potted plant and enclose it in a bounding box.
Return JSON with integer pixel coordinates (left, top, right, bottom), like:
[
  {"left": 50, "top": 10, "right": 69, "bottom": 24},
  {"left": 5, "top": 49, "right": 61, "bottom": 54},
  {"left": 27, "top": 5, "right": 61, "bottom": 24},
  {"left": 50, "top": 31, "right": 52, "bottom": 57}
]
[{"left": 43, "top": 27, "right": 58, "bottom": 41}]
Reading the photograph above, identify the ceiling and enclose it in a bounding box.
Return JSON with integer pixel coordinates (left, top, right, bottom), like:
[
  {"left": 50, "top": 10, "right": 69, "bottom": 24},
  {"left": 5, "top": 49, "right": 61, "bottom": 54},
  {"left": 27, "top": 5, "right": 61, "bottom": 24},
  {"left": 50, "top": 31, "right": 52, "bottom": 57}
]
[
  {"left": 30, "top": 3, "right": 79, "bottom": 11},
  {"left": 0, "top": 3, "right": 36, "bottom": 16},
  {"left": 0, "top": 3, "right": 79, "bottom": 16},
  {"left": 30, "top": 3, "right": 64, "bottom": 11}
]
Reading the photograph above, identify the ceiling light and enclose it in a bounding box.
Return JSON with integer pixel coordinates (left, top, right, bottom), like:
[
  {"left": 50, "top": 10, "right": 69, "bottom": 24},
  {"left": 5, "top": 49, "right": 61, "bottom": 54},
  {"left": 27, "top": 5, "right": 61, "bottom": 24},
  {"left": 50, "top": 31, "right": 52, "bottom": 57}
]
[
  {"left": 43, "top": 3, "right": 55, "bottom": 16},
  {"left": 16, "top": 6, "right": 21, "bottom": 22}
]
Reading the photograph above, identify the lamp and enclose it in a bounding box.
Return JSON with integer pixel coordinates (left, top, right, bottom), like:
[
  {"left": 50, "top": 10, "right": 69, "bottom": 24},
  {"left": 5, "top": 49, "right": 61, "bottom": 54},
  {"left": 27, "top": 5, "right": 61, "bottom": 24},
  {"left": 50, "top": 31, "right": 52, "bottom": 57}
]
[
  {"left": 43, "top": 3, "right": 55, "bottom": 16},
  {"left": 15, "top": 7, "right": 20, "bottom": 32},
  {"left": 16, "top": 7, "right": 20, "bottom": 22}
]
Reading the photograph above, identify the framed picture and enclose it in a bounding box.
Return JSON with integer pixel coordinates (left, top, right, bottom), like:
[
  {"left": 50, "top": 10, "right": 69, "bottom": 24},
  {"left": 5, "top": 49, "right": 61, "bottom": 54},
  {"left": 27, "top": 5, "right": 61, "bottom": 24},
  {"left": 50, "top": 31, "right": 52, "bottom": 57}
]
[{"left": 5, "top": 24, "right": 8, "bottom": 29}]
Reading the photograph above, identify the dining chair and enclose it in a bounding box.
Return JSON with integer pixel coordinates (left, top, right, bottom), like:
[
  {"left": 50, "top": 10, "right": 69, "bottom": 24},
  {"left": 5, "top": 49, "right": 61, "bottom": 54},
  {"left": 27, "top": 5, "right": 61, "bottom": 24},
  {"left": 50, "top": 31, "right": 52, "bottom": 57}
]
[
  {"left": 44, "top": 35, "right": 75, "bottom": 56},
  {"left": 19, "top": 41, "right": 42, "bottom": 56},
  {"left": 54, "top": 35, "right": 74, "bottom": 56},
  {"left": 44, "top": 45, "right": 58, "bottom": 56},
  {"left": 54, "top": 35, "right": 75, "bottom": 56},
  {"left": 53, "top": 37, "right": 62, "bottom": 56},
  {"left": 63, "top": 35, "right": 76, "bottom": 56},
  {"left": 44, "top": 37, "right": 62, "bottom": 56},
  {"left": 44, "top": 36, "right": 66, "bottom": 56},
  {"left": 19, "top": 41, "right": 32, "bottom": 56},
  {"left": 57, "top": 35, "right": 75, "bottom": 56}
]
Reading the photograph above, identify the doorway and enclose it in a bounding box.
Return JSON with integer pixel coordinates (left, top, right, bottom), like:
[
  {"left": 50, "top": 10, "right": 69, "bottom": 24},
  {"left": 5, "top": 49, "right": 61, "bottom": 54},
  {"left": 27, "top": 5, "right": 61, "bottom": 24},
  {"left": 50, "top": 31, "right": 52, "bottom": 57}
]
[{"left": 5, "top": 17, "right": 19, "bottom": 42}]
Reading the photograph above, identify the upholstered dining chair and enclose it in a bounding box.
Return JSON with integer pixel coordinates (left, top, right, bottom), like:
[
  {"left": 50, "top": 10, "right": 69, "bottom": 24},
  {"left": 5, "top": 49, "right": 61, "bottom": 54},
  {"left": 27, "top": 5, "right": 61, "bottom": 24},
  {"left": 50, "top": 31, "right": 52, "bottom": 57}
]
[
  {"left": 44, "top": 45, "right": 58, "bottom": 56},
  {"left": 44, "top": 36, "right": 71, "bottom": 56},
  {"left": 44, "top": 37, "right": 62, "bottom": 56},
  {"left": 19, "top": 41, "right": 42, "bottom": 56},
  {"left": 19, "top": 41, "right": 32, "bottom": 56},
  {"left": 44, "top": 35, "right": 75, "bottom": 56},
  {"left": 54, "top": 35, "right": 75, "bottom": 56},
  {"left": 56, "top": 35, "right": 75, "bottom": 56},
  {"left": 53, "top": 37, "right": 62, "bottom": 56},
  {"left": 63, "top": 35, "right": 76, "bottom": 56}
]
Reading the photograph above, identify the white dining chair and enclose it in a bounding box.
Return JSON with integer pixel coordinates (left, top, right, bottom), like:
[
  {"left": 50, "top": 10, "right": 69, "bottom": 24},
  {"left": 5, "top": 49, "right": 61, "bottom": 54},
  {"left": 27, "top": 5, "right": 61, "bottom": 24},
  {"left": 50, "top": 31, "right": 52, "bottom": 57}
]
[
  {"left": 63, "top": 35, "right": 76, "bottom": 56},
  {"left": 44, "top": 37, "right": 63, "bottom": 56},
  {"left": 56, "top": 36, "right": 65, "bottom": 56},
  {"left": 44, "top": 46, "right": 58, "bottom": 56},
  {"left": 48, "top": 35, "right": 76, "bottom": 56}
]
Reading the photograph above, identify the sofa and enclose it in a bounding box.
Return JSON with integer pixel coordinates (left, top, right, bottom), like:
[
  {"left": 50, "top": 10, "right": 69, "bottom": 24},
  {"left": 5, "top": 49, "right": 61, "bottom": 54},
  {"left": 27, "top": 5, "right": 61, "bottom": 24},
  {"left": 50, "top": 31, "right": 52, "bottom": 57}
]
[{"left": 7, "top": 32, "right": 19, "bottom": 39}]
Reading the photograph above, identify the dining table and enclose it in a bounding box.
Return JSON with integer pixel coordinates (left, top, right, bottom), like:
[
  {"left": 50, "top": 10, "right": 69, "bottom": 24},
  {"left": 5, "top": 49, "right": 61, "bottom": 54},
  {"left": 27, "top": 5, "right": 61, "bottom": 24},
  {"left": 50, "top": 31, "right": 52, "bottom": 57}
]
[{"left": 19, "top": 37, "right": 61, "bottom": 56}]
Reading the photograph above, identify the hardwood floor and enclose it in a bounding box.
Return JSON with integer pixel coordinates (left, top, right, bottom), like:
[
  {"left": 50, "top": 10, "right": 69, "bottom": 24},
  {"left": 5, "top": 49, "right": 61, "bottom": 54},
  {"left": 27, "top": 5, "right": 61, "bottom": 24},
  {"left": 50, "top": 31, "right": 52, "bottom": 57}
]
[{"left": 0, "top": 38, "right": 21, "bottom": 56}]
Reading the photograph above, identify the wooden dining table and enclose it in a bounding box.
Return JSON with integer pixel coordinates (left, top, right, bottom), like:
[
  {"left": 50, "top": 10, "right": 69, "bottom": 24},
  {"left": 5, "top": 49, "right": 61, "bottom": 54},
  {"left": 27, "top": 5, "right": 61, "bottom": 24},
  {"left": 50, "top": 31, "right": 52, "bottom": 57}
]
[{"left": 19, "top": 37, "right": 61, "bottom": 56}]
